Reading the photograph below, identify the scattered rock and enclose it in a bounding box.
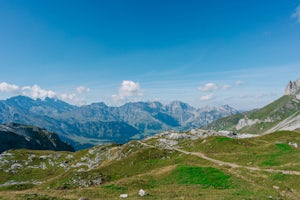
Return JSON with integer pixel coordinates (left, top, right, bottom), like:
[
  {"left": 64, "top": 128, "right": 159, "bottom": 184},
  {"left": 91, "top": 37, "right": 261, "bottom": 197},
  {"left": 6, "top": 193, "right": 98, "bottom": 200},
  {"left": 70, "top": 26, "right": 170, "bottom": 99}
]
[
  {"left": 39, "top": 155, "right": 52, "bottom": 160},
  {"left": 11, "top": 163, "right": 23, "bottom": 170},
  {"left": 120, "top": 194, "right": 128, "bottom": 198},
  {"left": 77, "top": 168, "right": 86, "bottom": 172},
  {"left": 91, "top": 177, "right": 102, "bottom": 185},
  {"left": 158, "top": 138, "right": 178, "bottom": 147},
  {"left": 273, "top": 185, "right": 280, "bottom": 190},
  {"left": 167, "top": 132, "right": 190, "bottom": 140},
  {"left": 40, "top": 162, "right": 47, "bottom": 170},
  {"left": 71, "top": 174, "right": 102, "bottom": 187},
  {"left": 32, "top": 180, "right": 43, "bottom": 185},
  {"left": 0, "top": 180, "right": 42, "bottom": 187},
  {"left": 66, "top": 154, "right": 74, "bottom": 159},
  {"left": 288, "top": 142, "right": 298, "bottom": 148}
]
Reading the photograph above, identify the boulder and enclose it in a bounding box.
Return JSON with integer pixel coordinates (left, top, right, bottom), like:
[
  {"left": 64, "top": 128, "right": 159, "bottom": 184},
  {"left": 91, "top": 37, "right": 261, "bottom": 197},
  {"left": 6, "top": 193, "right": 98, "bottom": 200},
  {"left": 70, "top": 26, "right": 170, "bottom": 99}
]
[{"left": 138, "top": 189, "right": 147, "bottom": 196}]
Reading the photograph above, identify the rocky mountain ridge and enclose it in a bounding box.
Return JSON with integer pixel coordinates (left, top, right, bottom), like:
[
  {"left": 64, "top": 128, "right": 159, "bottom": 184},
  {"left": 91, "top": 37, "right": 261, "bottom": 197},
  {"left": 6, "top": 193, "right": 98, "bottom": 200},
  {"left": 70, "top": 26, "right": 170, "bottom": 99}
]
[{"left": 0, "top": 123, "right": 74, "bottom": 153}]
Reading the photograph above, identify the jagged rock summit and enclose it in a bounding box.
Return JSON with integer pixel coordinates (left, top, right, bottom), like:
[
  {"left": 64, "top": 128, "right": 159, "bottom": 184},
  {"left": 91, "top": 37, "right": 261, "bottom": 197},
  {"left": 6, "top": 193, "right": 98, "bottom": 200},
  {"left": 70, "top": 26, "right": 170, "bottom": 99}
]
[{"left": 285, "top": 78, "right": 300, "bottom": 97}]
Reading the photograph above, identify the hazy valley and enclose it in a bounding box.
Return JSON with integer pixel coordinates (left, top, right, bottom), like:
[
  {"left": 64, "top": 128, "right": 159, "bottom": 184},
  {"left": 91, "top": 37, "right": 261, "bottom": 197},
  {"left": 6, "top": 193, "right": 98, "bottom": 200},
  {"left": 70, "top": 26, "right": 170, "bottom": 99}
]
[{"left": 0, "top": 97, "right": 238, "bottom": 150}]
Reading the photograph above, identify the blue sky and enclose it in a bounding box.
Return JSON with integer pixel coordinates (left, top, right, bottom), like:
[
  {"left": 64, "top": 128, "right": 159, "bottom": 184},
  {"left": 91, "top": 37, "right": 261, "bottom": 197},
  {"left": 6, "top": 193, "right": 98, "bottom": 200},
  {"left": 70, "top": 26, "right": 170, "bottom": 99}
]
[{"left": 0, "top": 0, "right": 300, "bottom": 110}]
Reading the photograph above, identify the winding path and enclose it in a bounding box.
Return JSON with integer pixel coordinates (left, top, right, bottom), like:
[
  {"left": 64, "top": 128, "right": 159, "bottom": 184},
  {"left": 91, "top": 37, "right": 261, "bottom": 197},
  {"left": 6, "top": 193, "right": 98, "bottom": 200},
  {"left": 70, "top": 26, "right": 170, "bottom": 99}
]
[{"left": 138, "top": 141, "right": 300, "bottom": 176}]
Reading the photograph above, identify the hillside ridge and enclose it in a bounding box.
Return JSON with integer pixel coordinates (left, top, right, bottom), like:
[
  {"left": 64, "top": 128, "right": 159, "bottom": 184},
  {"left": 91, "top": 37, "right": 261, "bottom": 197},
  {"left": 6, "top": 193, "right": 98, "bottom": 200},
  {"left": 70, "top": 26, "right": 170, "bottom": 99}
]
[
  {"left": 205, "top": 78, "right": 300, "bottom": 134},
  {"left": 0, "top": 123, "right": 74, "bottom": 153}
]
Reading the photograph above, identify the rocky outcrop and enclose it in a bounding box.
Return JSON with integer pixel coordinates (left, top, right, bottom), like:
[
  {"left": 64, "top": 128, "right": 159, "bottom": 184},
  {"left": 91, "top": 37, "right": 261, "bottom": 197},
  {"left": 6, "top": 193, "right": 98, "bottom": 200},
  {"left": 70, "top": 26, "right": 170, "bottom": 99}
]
[
  {"left": 285, "top": 78, "right": 300, "bottom": 97},
  {"left": 236, "top": 117, "right": 273, "bottom": 130}
]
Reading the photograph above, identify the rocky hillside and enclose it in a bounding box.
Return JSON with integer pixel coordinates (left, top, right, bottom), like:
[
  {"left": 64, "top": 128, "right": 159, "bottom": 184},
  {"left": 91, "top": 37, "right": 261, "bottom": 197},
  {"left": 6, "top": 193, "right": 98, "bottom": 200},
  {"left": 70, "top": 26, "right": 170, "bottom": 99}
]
[
  {"left": 0, "top": 123, "right": 74, "bottom": 153},
  {"left": 206, "top": 78, "right": 300, "bottom": 134},
  {"left": 0, "top": 96, "right": 238, "bottom": 149},
  {"left": 1, "top": 129, "right": 300, "bottom": 199}
]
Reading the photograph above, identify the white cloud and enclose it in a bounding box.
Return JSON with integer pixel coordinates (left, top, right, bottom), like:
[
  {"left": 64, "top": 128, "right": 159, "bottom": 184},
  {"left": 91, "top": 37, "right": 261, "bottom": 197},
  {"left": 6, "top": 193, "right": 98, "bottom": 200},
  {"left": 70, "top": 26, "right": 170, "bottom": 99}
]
[
  {"left": 0, "top": 82, "right": 57, "bottom": 100},
  {"left": 198, "top": 83, "right": 218, "bottom": 92},
  {"left": 76, "top": 86, "right": 90, "bottom": 94},
  {"left": 60, "top": 93, "right": 76, "bottom": 100},
  {"left": 199, "top": 82, "right": 232, "bottom": 91},
  {"left": 235, "top": 80, "right": 244, "bottom": 85},
  {"left": 112, "top": 80, "right": 143, "bottom": 101},
  {"left": 111, "top": 94, "right": 118, "bottom": 100},
  {"left": 221, "top": 84, "right": 232, "bottom": 90},
  {"left": 292, "top": 4, "right": 300, "bottom": 23},
  {"left": 200, "top": 93, "right": 214, "bottom": 101},
  {"left": 0, "top": 82, "right": 91, "bottom": 105},
  {"left": 60, "top": 93, "right": 87, "bottom": 105},
  {"left": 22, "top": 85, "right": 56, "bottom": 99},
  {"left": 60, "top": 86, "right": 90, "bottom": 105},
  {"left": 0, "top": 82, "right": 20, "bottom": 93}
]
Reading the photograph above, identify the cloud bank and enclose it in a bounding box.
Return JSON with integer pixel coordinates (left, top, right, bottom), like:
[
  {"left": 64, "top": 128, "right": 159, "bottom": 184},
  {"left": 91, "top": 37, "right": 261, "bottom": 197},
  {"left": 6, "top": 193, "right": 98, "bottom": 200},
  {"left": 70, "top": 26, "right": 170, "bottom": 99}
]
[
  {"left": 22, "top": 85, "right": 56, "bottom": 99},
  {"left": 0, "top": 82, "right": 90, "bottom": 105},
  {"left": 0, "top": 82, "right": 20, "bottom": 93},
  {"left": 198, "top": 81, "right": 244, "bottom": 102}
]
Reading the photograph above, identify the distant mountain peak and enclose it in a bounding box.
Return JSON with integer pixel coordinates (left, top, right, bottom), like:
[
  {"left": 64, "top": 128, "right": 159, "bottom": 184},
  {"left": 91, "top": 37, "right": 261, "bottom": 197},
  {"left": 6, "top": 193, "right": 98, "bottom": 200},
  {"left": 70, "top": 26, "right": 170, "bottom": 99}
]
[
  {"left": 89, "top": 102, "right": 108, "bottom": 108},
  {"left": 148, "top": 101, "right": 163, "bottom": 108},
  {"left": 169, "top": 100, "right": 189, "bottom": 106},
  {"left": 43, "top": 96, "right": 59, "bottom": 102},
  {"left": 7, "top": 95, "right": 34, "bottom": 102},
  {"left": 218, "top": 104, "right": 236, "bottom": 111},
  {"left": 167, "top": 100, "right": 193, "bottom": 110}
]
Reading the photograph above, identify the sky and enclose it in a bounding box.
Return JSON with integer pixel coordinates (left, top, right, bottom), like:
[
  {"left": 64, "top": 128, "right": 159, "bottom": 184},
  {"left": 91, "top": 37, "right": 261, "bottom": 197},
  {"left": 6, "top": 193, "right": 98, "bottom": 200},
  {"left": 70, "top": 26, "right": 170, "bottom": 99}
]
[{"left": 0, "top": 0, "right": 300, "bottom": 110}]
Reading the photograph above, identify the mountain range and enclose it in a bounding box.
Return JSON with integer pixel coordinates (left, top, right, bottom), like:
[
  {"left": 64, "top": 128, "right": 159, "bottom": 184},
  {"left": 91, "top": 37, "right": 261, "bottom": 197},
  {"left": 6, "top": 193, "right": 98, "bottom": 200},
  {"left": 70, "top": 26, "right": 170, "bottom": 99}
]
[
  {"left": 0, "top": 96, "right": 238, "bottom": 149},
  {"left": 206, "top": 78, "right": 300, "bottom": 134}
]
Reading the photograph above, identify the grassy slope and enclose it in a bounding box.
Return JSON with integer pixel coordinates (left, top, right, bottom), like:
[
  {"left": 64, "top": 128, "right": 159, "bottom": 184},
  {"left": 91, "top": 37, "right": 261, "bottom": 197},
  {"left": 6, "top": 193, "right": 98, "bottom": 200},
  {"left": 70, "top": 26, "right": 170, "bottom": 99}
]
[
  {"left": 1, "top": 131, "right": 300, "bottom": 199},
  {"left": 206, "top": 95, "right": 300, "bottom": 134},
  {"left": 181, "top": 131, "right": 300, "bottom": 170}
]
